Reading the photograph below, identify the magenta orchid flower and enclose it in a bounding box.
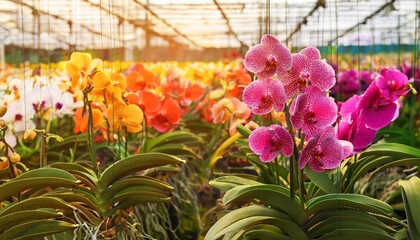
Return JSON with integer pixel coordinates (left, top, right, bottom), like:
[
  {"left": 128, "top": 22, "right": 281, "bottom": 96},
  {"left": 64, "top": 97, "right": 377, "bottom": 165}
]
[
  {"left": 338, "top": 69, "right": 359, "bottom": 98},
  {"left": 242, "top": 78, "right": 287, "bottom": 115},
  {"left": 376, "top": 68, "right": 409, "bottom": 101},
  {"left": 249, "top": 124, "right": 293, "bottom": 162},
  {"left": 280, "top": 47, "right": 336, "bottom": 97},
  {"left": 244, "top": 34, "right": 292, "bottom": 78},
  {"left": 357, "top": 83, "right": 399, "bottom": 130},
  {"left": 290, "top": 86, "right": 337, "bottom": 137},
  {"left": 299, "top": 127, "right": 353, "bottom": 172},
  {"left": 336, "top": 96, "right": 377, "bottom": 152}
]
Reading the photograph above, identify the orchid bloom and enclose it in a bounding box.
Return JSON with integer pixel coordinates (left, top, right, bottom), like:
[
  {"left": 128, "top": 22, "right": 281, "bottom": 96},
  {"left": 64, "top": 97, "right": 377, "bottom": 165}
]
[
  {"left": 290, "top": 86, "right": 337, "bottom": 137},
  {"left": 299, "top": 127, "right": 353, "bottom": 172},
  {"left": 211, "top": 97, "right": 250, "bottom": 124},
  {"left": 66, "top": 52, "right": 101, "bottom": 90},
  {"left": 357, "top": 82, "right": 399, "bottom": 130},
  {"left": 249, "top": 124, "right": 293, "bottom": 162},
  {"left": 127, "top": 90, "right": 161, "bottom": 117},
  {"left": 242, "top": 78, "right": 287, "bottom": 115},
  {"left": 107, "top": 101, "right": 144, "bottom": 133},
  {"left": 126, "top": 65, "right": 158, "bottom": 91},
  {"left": 73, "top": 105, "right": 104, "bottom": 133},
  {"left": 91, "top": 72, "right": 127, "bottom": 103},
  {"left": 376, "top": 68, "right": 409, "bottom": 101},
  {"left": 244, "top": 34, "right": 292, "bottom": 78},
  {"left": 336, "top": 96, "right": 377, "bottom": 152},
  {"left": 280, "top": 47, "right": 336, "bottom": 97},
  {"left": 149, "top": 96, "right": 181, "bottom": 132}
]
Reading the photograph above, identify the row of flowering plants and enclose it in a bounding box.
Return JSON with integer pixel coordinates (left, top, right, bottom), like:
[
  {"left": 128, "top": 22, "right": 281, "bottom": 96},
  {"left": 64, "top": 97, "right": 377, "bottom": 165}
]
[
  {"left": 205, "top": 35, "right": 420, "bottom": 240},
  {"left": 0, "top": 52, "right": 255, "bottom": 239}
]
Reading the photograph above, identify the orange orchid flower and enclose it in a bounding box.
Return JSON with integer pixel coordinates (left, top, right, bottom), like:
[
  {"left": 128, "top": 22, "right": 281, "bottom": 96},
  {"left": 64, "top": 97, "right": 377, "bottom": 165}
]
[
  {"left": 73, "top": 106, "right": 104, "bottom": 133},
  {"left": 149, "top": 96, "right": 181, "bottom": 132},
  {"left": 107, "top": 101, "right": 144, "bottom": 133},
  {"left": 126, "top": 64, "right": 158, "bottom": 91},
  {"left": 66, "top": 52, "right": 92, "bottom": 90},
  {"left": 127, "top": 90, "right": 161, "bottom": 116},
  {"left": 91, "top": 72, "right": 127, "bottom": 103},
  {"left": 225, "top": 68, "right": 252, "bottom": 98},
  {"left": 185, "top": 83, "right": 204, "bottom": 101}
]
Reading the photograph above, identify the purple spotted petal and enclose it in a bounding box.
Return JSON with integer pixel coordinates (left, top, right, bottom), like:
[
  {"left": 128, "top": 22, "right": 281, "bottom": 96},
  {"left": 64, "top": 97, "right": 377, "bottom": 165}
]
[
  {"left": 249, "top": 125, "right": 293, "bottom": 162},
  {"left": 310, "top": 59, "right": 336, "bottom": 90},
  {"left": 244, "top": 44, "right": 270, "bottom": 75},
  {"left": 242, "top": 78, "right": 286, "bottom": 115},
  {"left": 299, "top": 127, "right": 344, "bottom": 172},
  {"left": 244, "top": 34, "right": 292, "bottom": 78},
  {"left": 310, "top": 96, "right": 337, "bottom": 129},
  {"left": 261, "top": 35, "right": 293, "bottom": 72},
  {"left": 299, "top": 46, "right": 321, "bottom": 60}
]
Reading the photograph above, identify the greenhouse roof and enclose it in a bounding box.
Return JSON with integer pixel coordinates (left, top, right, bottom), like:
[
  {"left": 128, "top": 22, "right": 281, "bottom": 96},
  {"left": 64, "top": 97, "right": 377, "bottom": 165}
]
[{"left": 0, "top": 0, "right": 419, "bottom": 50}]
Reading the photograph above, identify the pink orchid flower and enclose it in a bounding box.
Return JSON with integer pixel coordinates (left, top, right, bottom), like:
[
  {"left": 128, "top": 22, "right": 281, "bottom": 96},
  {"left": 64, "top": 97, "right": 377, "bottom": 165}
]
[
  {"left": 249, "top": 124, "right": 293, "bottom": 162},
  {"left": 290, "top": 86, "right": 337, "bottom": 137},
  {"left": 244, "top": 34, "right": 292, "bottom": 78},
  {"left": 357, "top": 83, "right": 399, "bottom": 130},
  {"left": 299, "top": 127, "right": 353, "bottom": 172},
  {"left": 377, "top": 68, "right": 409, "bottom": 101},
  {"left": 336, "top": 96, "right": 378, "bottom": 152},
  {"left": 280, "top": 47, "right": 336, "bottom": 97},
  {"left": 242, "top": 78, "right": 287, "bottom": 115}
]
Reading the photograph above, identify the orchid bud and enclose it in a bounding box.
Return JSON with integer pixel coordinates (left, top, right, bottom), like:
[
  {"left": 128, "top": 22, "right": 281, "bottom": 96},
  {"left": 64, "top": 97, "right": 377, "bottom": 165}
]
[
  {"left": 24, "top": 129, "right": 37, "bottom": 141},
  {"left": 0, "top": 120, "right": 5, "bottom": 127},
  {"left": 0, "top": 142, "right": 6, "bottom": 154},
  {"left": 10, "top": 153, "right": 21, "bottom": 163},
  {"left": 0, "top": 157, "right": 9, "bottom": 171},
  {"left": 0, "top": 105, "right": 7, "bottom": 117}
]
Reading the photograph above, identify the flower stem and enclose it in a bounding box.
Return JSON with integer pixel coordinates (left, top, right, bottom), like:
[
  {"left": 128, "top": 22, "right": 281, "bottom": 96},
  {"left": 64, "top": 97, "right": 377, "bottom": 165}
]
[
  {"left": 87, "top": 100, "right": 98, "bottom": 175},
  {"left": 40, "top": 133, "right": 47, "bottom": 167}
]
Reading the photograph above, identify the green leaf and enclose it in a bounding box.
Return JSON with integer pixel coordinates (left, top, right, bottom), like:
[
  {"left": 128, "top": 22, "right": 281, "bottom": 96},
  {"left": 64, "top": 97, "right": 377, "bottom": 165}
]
[
  {"left": 148, "top": 144, "right": 201, "bottom": 159},
  {"left": 316, "top": 229, "right": 395, "bottom": 240},
  {"left": 399, "top": 177, "right": 420, "bottom": 239},
  {"left": 100, "top": 176, "right": 173, "bottom": 200},
  {"left": 0, "top": 197, "right": 75, "bottom": 216},
  {"left": 14, "top": 168, "right": 77, "bottom": 182},
  {"left": 0, "top": 178, "right": 79, "bottom": 202},
  {"left": 209, "top": 175, "right": 262, "bottom": 192},
  {"left": 360, "top": 143, "right": 420, "bottom": 159},
  {"left": 145, "top": 131, "right": 200, "bottom": 152},
  {"left": 223, "top": 184, "right": 306, "bottom": 224},
  {"left": 205, "top": 205, "right": 308, "bottom": 240},
  {"left": 0, "top": 209, "right": 64, "bottom": 233},
  {"left": 1, "top": 220, "right": 77, "bottom": 240},
  {"left": 305, "top": 166, "right": 337, "bottom": 194},
  {"left": 98, "top": 152, "right": 185, "bottom": 190},
  {"left": 306, "top": 194, "right": 394, "bottom": 217}
]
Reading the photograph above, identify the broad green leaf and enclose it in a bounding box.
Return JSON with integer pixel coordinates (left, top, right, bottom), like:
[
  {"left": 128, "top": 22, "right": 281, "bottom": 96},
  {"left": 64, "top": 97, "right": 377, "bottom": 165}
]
[
  {"left": 0, "top": 209, "right": 64, "bottom": 233},
  {"left": 0, "top": 220, "right": 77, "bottom": 240},
  {"left": 0, "top": 178, "right": 79, "bottom": 202},
  {"left": 148, "top": 144, "right": 201, "bottom": 159},
  {"left": 14, "top": 168, "right": 77, "bottom": 182},
  {"left": 100, "top": 176, "right": 173, "bottom": 200},
  {"left": 145, "top": 131, "right": 200, "bottom": 151},
  {"left": 205, "top": 205, "right": 307, "bottom": 240},
  {"left": 49, "top": 162, "right": 98, "bottom": 182},
  {"left": 98, "top": 152, "right": 185, "bottom": 190},
  {"left": 305, "top": 166, "right": 337, "bottom": 194},
  {"left": 399, "top": 176, "right": 420, "bottom": 240},
  {"left": 360, "top": 143, "right": 420, "bottom": 159},
  {"left": 306, "top": 194, "right": 394, "bottom": 217},
  {"left": 223, "top": 184, "right": 306, "bottom": 224},
  {"left": 209, "top": 175, "right": 262, "bottom": 192},
  {"left": 317, "top": 229, "right": 395, "bottom": 240},
  {"left": 0, "top": 197, "right": 75, "bottom": 216}
]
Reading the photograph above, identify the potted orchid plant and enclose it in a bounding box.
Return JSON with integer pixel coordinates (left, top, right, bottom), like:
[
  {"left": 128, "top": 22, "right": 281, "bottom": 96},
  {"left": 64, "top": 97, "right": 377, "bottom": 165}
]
[{"left": 205, "top": 34, "right": 420, "bottom": 240}]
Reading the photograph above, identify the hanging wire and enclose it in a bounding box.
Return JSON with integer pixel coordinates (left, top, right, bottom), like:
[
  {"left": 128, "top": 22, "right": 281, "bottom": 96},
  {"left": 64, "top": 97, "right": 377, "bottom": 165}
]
[
  {"left": 266, "top": 0, "right": 271, "bottom": 34},
  {"left": 356, "top": 0, "right": 362, "bottom": 94},
  {"left": 20, "top": 1, "right": 27, "bottom": 132}
]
